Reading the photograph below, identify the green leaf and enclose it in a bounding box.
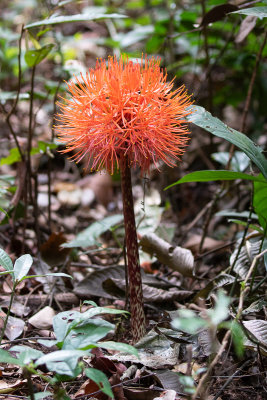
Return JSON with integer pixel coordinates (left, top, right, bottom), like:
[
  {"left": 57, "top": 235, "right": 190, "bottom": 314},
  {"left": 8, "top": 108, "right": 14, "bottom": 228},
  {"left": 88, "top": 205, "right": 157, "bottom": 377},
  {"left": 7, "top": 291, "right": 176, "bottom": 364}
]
[
  {"left": 85, "top": 368, "right": 114, "bottom": 398},
  {"left": 62, "top": 214, "right": 123, "bottom": 248},
  {"left": 0, "top": 349, "right": 23, "bottom": 366},
  {"left": 230, "top": 321, "right": 245, "bottom": 358},
  {"left": 53, "top": 310, "right": 81, "bottom": 343},
  {"left": 25, "top": 44, "right": 54, "bottom": 67},
  {"left": 253, "top": 176, "right": 267, "bottom": 232},
  {"left": 216, "top": 210, "right": 258, "bottom": 219},
  {"left": 99, "top": 341, "right": 139, "bottom": 357},
  {"left": 29, "top": 392, "right": 53, "bottom": 400},
  {"left": 30, "top": 141, "right": 58, "bottom": 155},
  {"left": 0, "top": 147, "right": 21, "bottom": 166},
  {"left": 0, "top": 248, "right": 13, "bottom": 271},
  {"left": 35, "top": 350, "right": 84, "bottom": 376},
  {"left": 165, "top": 170, "right": 266, "bottom": 189},
  {"left": 187, "top": 106, "right": 267, "bottom": 180},
  {"left": 263, "top": 239, "right": 267, "bottom": 271},
  {"left": 0, "top": 92, "right": 30, "bottom": 103},
  {"left": 19, "top": 272, "right": 73, "bottom": 281},
  {"left": 231, "top": 6, "right": 267, "bottom": 18},
  {"left": 25, "top": 12, "right": 126, "bottom": 29},
  {"left": 228, "top": 219, "right": 263, "bottom": 233},
  {"left": 207, "top": 291, "right": 230, "bottom": 325},
  {"left": 10, "top": 345, "right": 44, "bottom": 364},
  {"left": 14, "top": 254, "right": 33, "bottom": 282},
  {"left": 211, "top": 151, "right": 250, "bottom": 172},
  {"left": 82, "top": 303, "right": 129, "bottom": 318},
  {"left": 64, "top": 319, "right": 114, "bottom": 350},
  {"left": 172, "top": 309, "right": 207, "bottom": 334}
]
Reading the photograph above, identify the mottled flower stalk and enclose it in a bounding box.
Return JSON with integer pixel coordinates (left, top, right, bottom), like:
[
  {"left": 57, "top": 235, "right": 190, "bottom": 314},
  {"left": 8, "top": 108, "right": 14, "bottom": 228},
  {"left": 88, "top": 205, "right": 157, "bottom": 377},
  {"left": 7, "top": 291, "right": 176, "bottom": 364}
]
[{"left": 120, "top": 157, "right": 146, "bottom": 342}]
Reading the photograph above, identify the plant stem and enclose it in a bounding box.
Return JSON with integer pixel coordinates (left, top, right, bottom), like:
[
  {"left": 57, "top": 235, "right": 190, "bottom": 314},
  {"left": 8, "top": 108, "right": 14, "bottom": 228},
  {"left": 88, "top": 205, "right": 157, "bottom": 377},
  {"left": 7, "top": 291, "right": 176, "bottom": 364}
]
[
  {"left": 120, "top": 158, "right": 146, "bottom": 343},
  {"left": 0, "top": 281, "right": 16, "bottom": 344}
]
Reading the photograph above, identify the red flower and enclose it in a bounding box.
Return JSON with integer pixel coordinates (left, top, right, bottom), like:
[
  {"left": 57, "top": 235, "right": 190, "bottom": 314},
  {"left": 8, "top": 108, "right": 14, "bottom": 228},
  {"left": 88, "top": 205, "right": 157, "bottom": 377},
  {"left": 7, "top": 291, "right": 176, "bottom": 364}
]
[{"left": 56, "top": 56, "right": 193, "bottom": 174}]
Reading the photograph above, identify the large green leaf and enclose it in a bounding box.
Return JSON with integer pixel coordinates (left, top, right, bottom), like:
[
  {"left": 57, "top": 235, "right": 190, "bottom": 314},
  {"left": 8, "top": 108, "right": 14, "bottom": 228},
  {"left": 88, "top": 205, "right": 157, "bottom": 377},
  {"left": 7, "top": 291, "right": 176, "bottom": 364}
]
[
  {"left": 0, "top": 349, "right": 23, "bottom": 366},
  {"left": 35, "top": 349, "right": 84, "bottom": 376},
  {"left": 254, "top": 176, "right": 267, "bottom": 232},
  {"left": 165, "top": 170, "right": 267, "bottom": 189},
  {"left": 231, "top": 6, "right": 267, "bottom": 18},
  {"left": 14, "top": 254, "right": 33, "bottom": 282},
  {"left": 25, "top": 12, "right": 126, "bottom": 29},
  {"left": 187, "top": 106, "right": 267, "bottom": 180},
  {"left": 0, "top": 248, "right": 13, "bottom": 271}
]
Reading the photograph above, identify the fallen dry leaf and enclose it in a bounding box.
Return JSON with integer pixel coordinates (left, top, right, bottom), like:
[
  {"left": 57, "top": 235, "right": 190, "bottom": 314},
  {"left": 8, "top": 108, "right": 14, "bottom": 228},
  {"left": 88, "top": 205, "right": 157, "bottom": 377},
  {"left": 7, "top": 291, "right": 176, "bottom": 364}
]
[{"left": 140, "top": 233, "right": 194, "bottom": 276}]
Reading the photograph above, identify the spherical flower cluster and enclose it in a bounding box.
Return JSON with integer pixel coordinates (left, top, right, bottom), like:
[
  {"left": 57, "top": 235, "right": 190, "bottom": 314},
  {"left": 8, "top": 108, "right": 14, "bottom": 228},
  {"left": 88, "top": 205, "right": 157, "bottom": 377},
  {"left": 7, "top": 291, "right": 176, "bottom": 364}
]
[{"left": 56, "top": 56, "right": 193, "bottom": 174}]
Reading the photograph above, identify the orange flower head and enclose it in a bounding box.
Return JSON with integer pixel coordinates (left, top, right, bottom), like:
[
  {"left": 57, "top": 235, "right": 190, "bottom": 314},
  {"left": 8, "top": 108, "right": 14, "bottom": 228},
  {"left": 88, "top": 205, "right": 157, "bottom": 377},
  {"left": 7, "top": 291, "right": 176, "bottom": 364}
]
[{"left": 56, "top": 56, "right": 193, "bottom": 174}]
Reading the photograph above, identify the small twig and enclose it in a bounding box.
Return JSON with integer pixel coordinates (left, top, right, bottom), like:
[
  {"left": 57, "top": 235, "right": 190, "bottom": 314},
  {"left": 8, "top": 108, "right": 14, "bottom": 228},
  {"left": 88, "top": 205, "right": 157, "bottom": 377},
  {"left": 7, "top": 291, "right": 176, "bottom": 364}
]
[
  {"left": 23, "top": 368, "right": 35, "bottom": 400},
  {"left": 227, "top": 28, "right": 267, "bottom": 167},
  {"left": 192, "top": 330, "right": 231, "bottom": 400},
  {"left": 198, "top": 187, "right": 224, "bottom": 254},
  {"left": 195, "top": 240, "right": 235, "bottom": 260},
  {"left": 5, "top": 25, "right": 25, "bottom": 161},
  {"left": 0, "top": 281, "right": 16, "bottom": 344},
  {"left": 200, "top": 0, "right": 213, "bottom": 114},
  {"left": 212, "top": 359, "right": 252, "bottom": 400},
  {"left": 229, "top": 201, "right": 254, "bottom": 276}
]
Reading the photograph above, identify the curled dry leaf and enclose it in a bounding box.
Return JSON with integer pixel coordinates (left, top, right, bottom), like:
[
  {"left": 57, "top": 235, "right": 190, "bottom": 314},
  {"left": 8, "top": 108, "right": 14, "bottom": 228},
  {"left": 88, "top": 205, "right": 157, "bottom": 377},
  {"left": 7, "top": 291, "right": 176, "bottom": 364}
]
[
  {"left": 243, "top": 319, "right": 267, "bottom": 353},
  {"left": 230, "top": 239, "right": 264, "bottom": 279},
  {"left": 140, "top": 233, "right": 194, "bottom": 276}
]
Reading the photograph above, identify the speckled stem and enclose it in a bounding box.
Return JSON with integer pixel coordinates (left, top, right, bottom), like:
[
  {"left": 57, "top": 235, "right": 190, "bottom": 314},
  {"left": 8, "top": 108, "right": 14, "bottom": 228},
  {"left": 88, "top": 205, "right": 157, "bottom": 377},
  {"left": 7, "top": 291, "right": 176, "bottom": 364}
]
[{"left": 120, "top": 158, "right": 146, "bottom": 343}]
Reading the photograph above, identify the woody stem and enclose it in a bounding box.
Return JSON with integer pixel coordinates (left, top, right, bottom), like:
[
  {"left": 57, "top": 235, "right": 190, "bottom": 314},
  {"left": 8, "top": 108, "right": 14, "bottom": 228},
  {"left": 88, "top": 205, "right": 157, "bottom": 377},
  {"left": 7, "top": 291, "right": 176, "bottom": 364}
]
[{"left": 120, "top": 158, "right": 146, "bottom": 343}]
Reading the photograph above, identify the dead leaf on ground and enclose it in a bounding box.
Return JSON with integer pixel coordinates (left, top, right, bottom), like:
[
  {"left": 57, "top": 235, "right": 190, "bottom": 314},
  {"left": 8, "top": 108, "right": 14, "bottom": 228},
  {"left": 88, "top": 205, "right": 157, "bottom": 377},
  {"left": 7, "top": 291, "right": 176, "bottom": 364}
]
[
  {"left": 123, "top": 387, "right": 162, "bottom": 400},
  {"left": 153, "top": 369, "right": 184, "bottom": 393},
  {"left": 0, "top": 298, "right": 30, "bottom": 317},
  {"left": 140, "top": 233, "right": 194, "bottom": 276},
  {"left": 0, "top": 379, "right": 26, "bottom": 394},
  {"left": 74, "top": 265, "right": 125, "bottom": 299},
  {"left": 5, "top": 315, "right": 25, "bottom": 341},
  {"left": 243, "top": 319, "right": 267, "bottom": 354},
  {"left": 103, "top": 278, "right": 192, "bottom": 303},
  {"left": 108, "top": 328, "right": 184, "bottom": 368}
]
